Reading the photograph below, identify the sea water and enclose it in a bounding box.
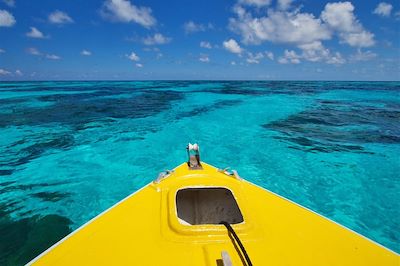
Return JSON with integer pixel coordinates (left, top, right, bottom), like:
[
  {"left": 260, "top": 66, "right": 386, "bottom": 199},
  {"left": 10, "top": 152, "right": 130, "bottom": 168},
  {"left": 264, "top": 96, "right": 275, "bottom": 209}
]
[{"left": 0, "top": 81, "right": 399, "bottom": 264}]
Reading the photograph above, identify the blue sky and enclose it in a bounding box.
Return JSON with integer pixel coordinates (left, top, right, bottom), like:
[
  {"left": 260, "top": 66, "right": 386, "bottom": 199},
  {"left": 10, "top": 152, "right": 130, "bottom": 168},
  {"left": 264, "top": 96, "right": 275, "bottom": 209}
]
[{"left": 0, "top": 0, "right": 399, "bottom": 80}]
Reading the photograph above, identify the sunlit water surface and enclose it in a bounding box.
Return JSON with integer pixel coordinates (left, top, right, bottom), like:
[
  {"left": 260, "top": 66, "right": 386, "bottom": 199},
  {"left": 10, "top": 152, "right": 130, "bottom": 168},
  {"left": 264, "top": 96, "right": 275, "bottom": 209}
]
[{"left": 0, "top": 81, "right": 399, "bottom": 264}]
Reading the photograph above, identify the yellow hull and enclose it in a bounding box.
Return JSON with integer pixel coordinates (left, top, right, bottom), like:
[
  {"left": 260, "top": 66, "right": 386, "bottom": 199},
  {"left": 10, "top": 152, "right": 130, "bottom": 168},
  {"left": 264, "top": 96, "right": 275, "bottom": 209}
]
[{"left": 29, "top": 163, "right": 398, "bottom": 265}]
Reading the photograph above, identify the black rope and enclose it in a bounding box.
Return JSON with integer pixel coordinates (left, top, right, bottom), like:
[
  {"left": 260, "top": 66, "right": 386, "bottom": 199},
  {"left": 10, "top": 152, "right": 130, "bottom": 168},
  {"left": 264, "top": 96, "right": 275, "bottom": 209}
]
[{"left": 220, "top": 221, "right": 253, "bottom": 266}]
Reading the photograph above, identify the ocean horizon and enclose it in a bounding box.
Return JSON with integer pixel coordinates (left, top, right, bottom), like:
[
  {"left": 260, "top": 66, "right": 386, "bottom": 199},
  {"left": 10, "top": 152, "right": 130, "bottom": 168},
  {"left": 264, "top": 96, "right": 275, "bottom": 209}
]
[
  {"left": 2, "top": 79, "right": 400, "bottom": 82},
  {"left": 0, "top": 80, "right": 399, "bottom": 264}
]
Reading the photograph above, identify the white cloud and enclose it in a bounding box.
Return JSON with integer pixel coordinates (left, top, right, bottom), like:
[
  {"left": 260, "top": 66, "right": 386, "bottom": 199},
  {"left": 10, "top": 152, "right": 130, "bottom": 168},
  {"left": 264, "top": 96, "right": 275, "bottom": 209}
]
[
  {"left": 26, "top": 47, "right": 62, "bottom": 60},
  {"left": 48, "top": 10, "right": 74, "bottom": 24},
  {"left": 321, "top": 2, "right": 374, "bottom": 47},
  {"left": 183, "top": 21, "right": 212, "bottom": 34},
  {"left": 126, "top": 52, "right": 140, "bottom": 61},
  {"left": 246, "top": 52, "right": 264, "bottom": 64},
  {"left": 0, "top": 9, "right": 15, "bottom": 27},
  {"left": 340, "top": 31, "right": 375, "bottom": 47},
  {"left": 46, "top": 54, "right": 61, "bottom": 60},
  {"left": 2, "top": 0, "right": 15, "bottom": 7},
  {"left": 278, "top": 41, "right": 346, "bottom": 65},
  {"left": 101, "top": 0, "right": 156, "bottom": 28},
  {"left": 300, "top": 41, "right": 345, "bottom": 64},
  {"left": 26, "top": 27, "right": 46, "bottom": 39},
  {"left": 199, "top": 54, "right": 210, "bottom": 63},
  {"left": 350, "top": 49, "right": 377, "bottom": 61},
  {"left": 223, "top": 38, "right": 243, "bottom": 54},
  {"left": 0, "top": 68, "right": 11, "bottom": 75},
  {"left": 373, "top": 2, "right": 393, "bottom": 17},
  {"left": 278, "top": 50, "right": 301, "bottom": 64},
  {"left": 229, "top": 0, "right": 375, "bottom": 55},
  {"left": 0, "top": 48, "right": 5, "bottom": 53},
  {"left": 184, "top": 21, "right": 203, "bottom": 33},
  {"left": 326, "top": 52, "right": 345, "bottom": 65},
  {"left": 265, "top": 51, "right": 274, "bottom": 60},
  {"left": 15, "top": 69, "right": 22, "bottom": 76},
  {"left": 321, "top": 3, "right": 361, "bottom": 32},
  {"left": 81, "top": 50, "right": 92, "bottom": 56},
  {"left": 136, "top": 63, "right": 143, "bottom": 67},
  {"left": 298, "top": 41, "right": 330, "bottom": 62},
  {"left": 231, "top": 61, "right": 237, "bottom": 65},
  {"left": 200, "top": 41, "right": 212, "bottom": 49},
  {"left": 229, "top": 6, "right": 331, "bottom": 45},
  {"left": 277, "top": 0, "right": 293, "bottom": 10},
  {"left": 27, "top": 47, "right": 41, "bottom": 55},
  {"left": 239, "top": 0, "right": 271, "bottom": 7},
  {"left": 143, "top": 33, "right": 171, "bottom": 45}
]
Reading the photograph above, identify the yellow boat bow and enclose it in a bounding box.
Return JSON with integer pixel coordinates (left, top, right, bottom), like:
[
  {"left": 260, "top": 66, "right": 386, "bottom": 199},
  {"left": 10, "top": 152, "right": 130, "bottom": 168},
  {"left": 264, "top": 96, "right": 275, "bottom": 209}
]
[{"left": 28, "top": 162, "right": 398, "bottom": 265}]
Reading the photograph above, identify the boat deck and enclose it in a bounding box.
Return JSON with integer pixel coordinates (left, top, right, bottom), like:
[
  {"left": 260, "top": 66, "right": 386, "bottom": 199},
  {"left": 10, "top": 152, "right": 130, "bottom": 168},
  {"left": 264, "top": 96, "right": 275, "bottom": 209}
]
[{"left": 29, "top": 163, "right": 398, "bottom": 265}]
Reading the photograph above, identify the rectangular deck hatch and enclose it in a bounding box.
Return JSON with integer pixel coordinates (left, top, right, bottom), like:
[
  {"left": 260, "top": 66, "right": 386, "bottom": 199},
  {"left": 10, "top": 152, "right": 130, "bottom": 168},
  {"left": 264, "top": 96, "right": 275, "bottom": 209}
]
[{"left": 176, "top": 188, "right": 244, "bottom": 225}]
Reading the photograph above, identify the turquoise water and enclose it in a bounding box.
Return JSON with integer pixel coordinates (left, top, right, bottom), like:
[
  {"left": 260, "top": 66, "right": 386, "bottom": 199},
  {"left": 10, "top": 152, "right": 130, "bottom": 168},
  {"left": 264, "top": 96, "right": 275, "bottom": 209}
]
[{"left": 0, "top": 81, "right": 399, "bottom": 264}]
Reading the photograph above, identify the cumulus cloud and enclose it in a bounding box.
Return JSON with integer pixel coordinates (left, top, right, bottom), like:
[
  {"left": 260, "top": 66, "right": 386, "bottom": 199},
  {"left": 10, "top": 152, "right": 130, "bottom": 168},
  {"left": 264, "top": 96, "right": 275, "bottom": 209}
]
[
  {"left": 26, "top": 47, "right": 61, "bottom": 60},
  {"left": 278, "top": 50, "right": 301, "bottom": 64},
  {"left": 101, "top": 0, "right": 156, "bottom": 28},
  {"left": 223, "top": 38, "right": 243, "bottom": 54},
  {"left": 126, "top": 52, "right": 140, "bottom": 61},
  {"left": 229, "top": 5, "right": 331, "bottom": 45},
  {"left": 183, "top": 21, "right": 213, "bottom": 34},
  {"left": 0, "top": 9, "right": 15, "bottom": 27},
  {"left": 298, "top": 41, "right": 330, "bottom": 62},
  {"left": 321, "top": 3, "right": 358, "bottom": 32},
  {"left": 340, "top": 31, "right": 375, "bottom": 47},
  {"left": 46, "top": 54, "right": 61, "bottom": 60},
  {"left": 229, "top": 0, "right": 375, "bottom": 61},
  {"left": 199, "top": 54, "right": 210, "bottom": 63},
  {"left": 81, "top": 50, "right": 92, "bottom": 56},
  {"left": 265, "top": 51, "right": 274, "bottom": 60},
  {"left": 136, "top": 63, "right": 143, "bottom": 68},
  {"left": 27, "top": 47, "right": 41, "bottom": 55},
  {"left": 143, "top": 33, "right": 171, "bottom": 45},
  {"left": 15, "top": 69, "right": 22, "bottom": 76},
  {"left": 200, "top": 41, "right": 212, "bottom": 49},
  {"left": 277, "top": 0, "right": 293, "bottom": 10},
  {"left": 350, "top": 49, "right": 377, "bottom": 61},
  {"left": 305, "top": 42, "right": 345, "bottom": 64},
  {"left": 246, "top": 52, "right": 264, "bottom": 64},
  {"left": 246, "top": 53, "right": 262, "bottom": 64},
  {"left": 325, "top": 52, "right": 345, "bottom": 65},
  {"left": 26, "top": 27, "right": 46, "bottom": 38},
  {"left": 239, "top": 0, "right": 271, "bottom": 7},
  {"left": 321, "top": 2, "right": 374, "bottom": 47},
  {"left": 278, "top": 41, "right": 346, "bottom": 65},
  {"left": 373, "top": 2, "right": 392, "bottom": 17},
  {"left": 2, "top": 0, "right": 15, "bottom": 7},
  {"left": 0, "top": 68, "right": 11, "bottom": 75},
  {"left": 48, "top": 10, "right": 74, "bottom": 24}
]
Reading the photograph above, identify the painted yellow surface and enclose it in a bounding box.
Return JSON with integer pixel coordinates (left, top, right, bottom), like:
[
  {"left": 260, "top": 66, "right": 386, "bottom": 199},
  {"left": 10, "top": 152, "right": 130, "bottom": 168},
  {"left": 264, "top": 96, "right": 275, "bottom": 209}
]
[{"left": 30, "top": 163, "right": 399, "bottom": 266}]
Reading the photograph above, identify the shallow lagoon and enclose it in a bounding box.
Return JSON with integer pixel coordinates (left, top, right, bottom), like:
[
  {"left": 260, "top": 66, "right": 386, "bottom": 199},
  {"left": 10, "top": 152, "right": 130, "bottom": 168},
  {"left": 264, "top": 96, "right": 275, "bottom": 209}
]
[{"left": 0, "top": 81, "right": 399, "bottom": 264}]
